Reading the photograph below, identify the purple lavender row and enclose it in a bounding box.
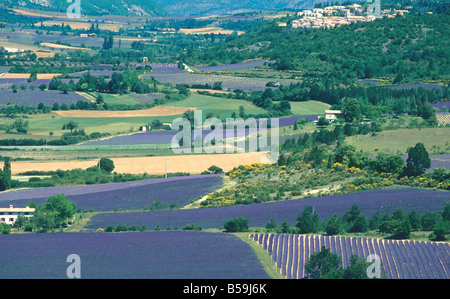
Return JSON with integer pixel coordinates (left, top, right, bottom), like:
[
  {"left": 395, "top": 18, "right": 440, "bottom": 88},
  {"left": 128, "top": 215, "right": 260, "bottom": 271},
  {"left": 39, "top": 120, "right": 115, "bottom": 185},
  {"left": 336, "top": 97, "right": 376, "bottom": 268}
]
[
  {"left": 0, "top": 174, "right": 221, "bottom": 201},
  {"left": 254, "top": 233, "right": 450, "bottom": 279},
  {"left": 194, "top": 60, "right": 265, "bottom": 72},
  {"left": 85, "top": 187, "right": 449, "bottom": 230}
]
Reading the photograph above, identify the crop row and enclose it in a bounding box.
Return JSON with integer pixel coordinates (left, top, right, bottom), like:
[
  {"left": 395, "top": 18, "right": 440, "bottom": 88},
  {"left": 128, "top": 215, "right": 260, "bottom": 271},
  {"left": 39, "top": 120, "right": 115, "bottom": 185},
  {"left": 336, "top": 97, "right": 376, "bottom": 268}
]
[
  {"left": 85, "top": 187, "right": 450, "bottom": 230},
  {"left": 0, "top": 231, "right": 270, "bottom": 279},
  {"left": 251, "top": 233, "right": 450, "bottom": 279}
]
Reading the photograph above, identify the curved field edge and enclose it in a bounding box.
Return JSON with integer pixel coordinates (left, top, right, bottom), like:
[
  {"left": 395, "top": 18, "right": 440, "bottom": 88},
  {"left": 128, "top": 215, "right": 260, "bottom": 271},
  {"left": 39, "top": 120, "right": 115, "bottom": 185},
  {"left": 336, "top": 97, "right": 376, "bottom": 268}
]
[
  {"left": 83, "top": 187, "right": 450, "bottom": 231},
  {"left": 235, "top": 233, "right": 286, "bottom": 279}
]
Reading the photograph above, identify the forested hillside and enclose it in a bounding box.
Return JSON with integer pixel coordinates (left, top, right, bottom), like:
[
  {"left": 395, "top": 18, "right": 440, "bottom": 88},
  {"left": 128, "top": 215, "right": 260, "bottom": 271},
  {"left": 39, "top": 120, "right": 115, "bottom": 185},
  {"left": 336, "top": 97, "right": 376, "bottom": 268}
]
[
  {"left": 381, "top": 0, "right": 450, "bottom": 14},
  {"left": 182, "top": 13, "right": 450, "bottom": 84},
  {"left": 2, "top": 0, "right": 168, "bottom": 16}
]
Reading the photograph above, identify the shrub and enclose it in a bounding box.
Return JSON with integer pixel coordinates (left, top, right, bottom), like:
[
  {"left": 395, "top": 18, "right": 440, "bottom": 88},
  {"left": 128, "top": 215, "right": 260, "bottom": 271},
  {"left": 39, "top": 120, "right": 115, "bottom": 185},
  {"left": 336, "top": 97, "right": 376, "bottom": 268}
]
[
  {"left": 183, "top": 223, "right": 202, "bottom": 231},
  {"left": 99, "top": 158, "right": 115, "bottom": 173},
  {"left": 223, "top": 217, "right": 249, "bottom": 232}
]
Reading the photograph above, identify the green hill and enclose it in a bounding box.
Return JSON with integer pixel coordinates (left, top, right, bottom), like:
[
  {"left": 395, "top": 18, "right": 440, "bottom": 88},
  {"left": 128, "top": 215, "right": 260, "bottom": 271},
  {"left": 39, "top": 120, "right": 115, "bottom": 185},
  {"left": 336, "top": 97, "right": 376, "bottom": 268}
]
[{"left": 182, "top": 13, "right": 450, "bottom": 84}]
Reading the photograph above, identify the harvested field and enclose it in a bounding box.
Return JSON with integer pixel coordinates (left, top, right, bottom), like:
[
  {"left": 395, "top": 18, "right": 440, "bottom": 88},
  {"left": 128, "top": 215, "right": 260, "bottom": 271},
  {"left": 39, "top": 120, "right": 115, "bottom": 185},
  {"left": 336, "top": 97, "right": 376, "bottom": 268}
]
[
  {"left": 32, "top": 52, "right": 55, "bottom": 58},
  {"left": 54, "top": 106, "right": 195, "bottom": 118},
  {"left": 0, "top": 73, "right": 62, "bottom": 79},
  {"left": 39, "top": 42, "right": 91, "bottom": 50},
  {"left": 12, "top": 8, "right": 65, "bottom": 18},
  {"left": 7, "top": 152, "right": 271, "bottom": 175},
  {"left": 36, "top": 21, "right": 122, "bottom": 32}
]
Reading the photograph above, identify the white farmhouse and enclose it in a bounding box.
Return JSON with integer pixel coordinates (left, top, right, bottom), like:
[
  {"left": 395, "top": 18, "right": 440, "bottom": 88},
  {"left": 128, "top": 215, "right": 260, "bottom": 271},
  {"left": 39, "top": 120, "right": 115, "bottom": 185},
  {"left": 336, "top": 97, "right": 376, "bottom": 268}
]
[
  {"left": 324, "top": 110, "right": 342, "bottom": 122},
  {"left": 314, "top": 110, "right": 343, "bottom": 125},
  {"left": 0, "top": 205, "right": 35, "bottom": 225}
]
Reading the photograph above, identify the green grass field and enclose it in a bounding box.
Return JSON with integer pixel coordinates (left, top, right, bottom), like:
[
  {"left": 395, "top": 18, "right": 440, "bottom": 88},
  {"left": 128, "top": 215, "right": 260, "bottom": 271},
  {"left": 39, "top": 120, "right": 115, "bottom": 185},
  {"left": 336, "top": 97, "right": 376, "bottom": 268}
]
[
  {"left": 344, "top": 127, "right": 450, "bottom": 155},
  {"left": 162, "top": 93, "right": 267, "bottom": 120},
  {"left": 289, "top": 101, "right": 330, "bottom": 115},
  {"left": 23, "top": 113, "right": 178, "bottom": 137}
]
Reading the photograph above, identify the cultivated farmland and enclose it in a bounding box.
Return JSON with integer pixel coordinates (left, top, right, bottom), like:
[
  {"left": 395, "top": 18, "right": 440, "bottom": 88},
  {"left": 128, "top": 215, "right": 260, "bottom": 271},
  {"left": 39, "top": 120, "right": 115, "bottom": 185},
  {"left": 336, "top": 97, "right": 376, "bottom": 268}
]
[
  {"left": 344, "top": 127, "right": 450, "bottom": 155},
  {"left": 436, "top": 113, "right": 450, "bottom": 127},
  {"left": 0, "top": 174, "right": 223, "bottom": 212},
  {"left": 161, "top": 93, "right": 267, "bottom": 119},
  {"left": 194, "top": 60, "right": 266, "bottom": 72},
  {"left": 7, "top": 152, "right": 271, "bottom": 175},
  {"left": 142, "top": 72, "right": 299, "bottom": 91},
  {"left": 0, "top": 90, "right": 88, "bottom": 107},
  {"left": 85, "top": 187, "right": 450, "bottom": 231},
  {"left": 250, "top": 233, "right": 450, "bottom": 279},
  {"left": 0, "top": 231, "right": 270, "bottom": 279},
  {"left": 54, "top": 106, "right": 194, "bottom": 118}
]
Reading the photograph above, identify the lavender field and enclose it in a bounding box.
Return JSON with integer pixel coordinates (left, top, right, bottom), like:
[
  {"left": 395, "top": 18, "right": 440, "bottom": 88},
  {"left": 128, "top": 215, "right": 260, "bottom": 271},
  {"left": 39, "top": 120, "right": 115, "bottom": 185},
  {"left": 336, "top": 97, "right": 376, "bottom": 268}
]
[
  {"left": 194, "top": 60, "right": 265, "bottom": 72},
  {"left": 383, "top": 83, "right": 444, "bottom": 91},
  {"left": 251, "top": 233, "right": 450, "bottom": 279},
  {"left": 81, "top": 115, "right": 314, "bottom": 146},
  {"left": 142, "top": 73, "right": 299, "bottom": 91},
  {"left": 85, "top": 187, "right": 450, "bottom": 230},
  {"left": 0, "top": 174, "right": 223, "bottom": 212},
  {"left": 431, "top": 100, "right": 450, "bottom": 112},
  {"left": 0, "top": 90, "right": 88, "bottom": 107},
  {"left": 398, "top": 154, "right": 450, "bottom": 171},
  {"left": 0, "top": 231, "right": 270, "bottom": 279}
]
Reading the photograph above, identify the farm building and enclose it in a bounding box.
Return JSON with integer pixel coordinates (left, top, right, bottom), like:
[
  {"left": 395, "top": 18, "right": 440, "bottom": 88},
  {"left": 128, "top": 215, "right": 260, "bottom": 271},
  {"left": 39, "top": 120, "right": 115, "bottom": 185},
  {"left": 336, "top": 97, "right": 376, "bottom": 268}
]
[
  {"left": 324, "top": 110, "right": 342, "bottom": 122},
  {"left": 0, "top": 205, "right": 35, "bottom": 225},
  {"left": 314, "top": 110, "right": 342, "bottom": 125}
]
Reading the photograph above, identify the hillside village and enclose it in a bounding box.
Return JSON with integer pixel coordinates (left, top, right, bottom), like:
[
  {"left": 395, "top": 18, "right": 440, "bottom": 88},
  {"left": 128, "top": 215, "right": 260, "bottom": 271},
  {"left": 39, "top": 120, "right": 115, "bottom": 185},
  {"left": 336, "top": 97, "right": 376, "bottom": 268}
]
[{"left": 278, "top": 3, "right": 412, "bottom": 29}]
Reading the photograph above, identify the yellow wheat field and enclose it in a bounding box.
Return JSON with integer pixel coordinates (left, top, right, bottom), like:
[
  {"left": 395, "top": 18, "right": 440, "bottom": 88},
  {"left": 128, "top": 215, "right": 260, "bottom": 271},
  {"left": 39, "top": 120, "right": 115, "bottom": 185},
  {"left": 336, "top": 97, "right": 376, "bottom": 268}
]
[
  {"left": 6, "top": 152, "right": 272, "bottom": 175},
  {"left": 0, "top": 73, "right": 62, "bottom": 79},
  {"left": 39, "top": 42, "right": 91, "bottom": 50},
  {"left": 54, "top": 106, "right": 195, "bottom": 118}
]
